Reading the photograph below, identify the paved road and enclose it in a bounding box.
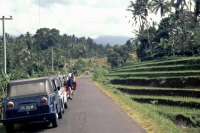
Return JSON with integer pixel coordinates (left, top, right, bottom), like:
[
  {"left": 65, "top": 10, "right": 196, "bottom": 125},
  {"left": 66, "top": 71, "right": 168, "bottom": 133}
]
[{"left": 14, "top": 74, "right": 146, "bottom": 133}]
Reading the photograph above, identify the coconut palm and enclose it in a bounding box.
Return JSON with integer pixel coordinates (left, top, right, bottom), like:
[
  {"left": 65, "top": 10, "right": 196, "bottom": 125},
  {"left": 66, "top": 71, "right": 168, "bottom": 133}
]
[
  {"left": 126, "top": 0, "right": 151, "bottom": 30},
  {"left": 193, "top": 0, "right": 200, "bottom": 26},
  {"left": 171, "top": 0, "right": 187, "bottom": 10},
  {"left": 150, "top": 0, "right": 172, "bottom": 18}
]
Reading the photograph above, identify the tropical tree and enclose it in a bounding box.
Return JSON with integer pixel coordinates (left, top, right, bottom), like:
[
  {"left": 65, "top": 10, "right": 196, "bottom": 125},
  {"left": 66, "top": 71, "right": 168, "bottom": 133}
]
[
  {"left": 193, "top": 0, "right": 200, "bottom": 26},
  {"left": 172, "top": 0, "right": 187, "bottom": 9},
  {"left": 150, "top": 0, "right": 172, "bottom": 18},
  {"left": 126, "top": 0, "right": 151, "bottom": 30},
  {"left": 107, "top": 44, "right": 133, "bottom": 68}
]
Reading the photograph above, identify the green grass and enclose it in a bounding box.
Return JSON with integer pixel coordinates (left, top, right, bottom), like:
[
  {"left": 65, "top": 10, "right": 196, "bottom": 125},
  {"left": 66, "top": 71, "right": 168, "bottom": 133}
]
[
  {"left": 137, "top": 103, "right": 200, "bottom": 128},
  {"left": 113, "top": 56, "right": 200, "bottom": 71},
  {"left": 0, "top": 124, "right": 5, "bottom": 133},
  {"left": 109, "top": 76, "right": 200, "bottom": 88},
  {"left": 107, "top": 70, "right": 200, "bottom": 78},
  {"left": 106, "top": 75, "right": 200, "bottom": 80},
  {"left": 130, "top": 95, "right": 200, "bottom": 109},
  {"left": 130, "top": 95, "right": 200, "bottom": 103},
  {"left": 113, "top": 84, "right": 200, "bottom": 131},
  {"left": 111, "top": 84, "right": 200, "bottom": 91},
  {"left": 111, "top": 64, "right": 200, "bottom": 73}
]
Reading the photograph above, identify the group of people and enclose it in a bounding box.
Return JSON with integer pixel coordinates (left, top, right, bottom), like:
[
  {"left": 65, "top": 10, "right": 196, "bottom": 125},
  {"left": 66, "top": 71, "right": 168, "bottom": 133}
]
[{"left": 63, "top": 73, "right": 75, "bottom": 100}]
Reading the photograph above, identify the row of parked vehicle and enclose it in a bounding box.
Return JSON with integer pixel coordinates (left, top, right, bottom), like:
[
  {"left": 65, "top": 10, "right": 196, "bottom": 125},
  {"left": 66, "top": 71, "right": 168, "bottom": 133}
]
[{"left": 0, "top": 74, "right": 76, "bottom": 133}]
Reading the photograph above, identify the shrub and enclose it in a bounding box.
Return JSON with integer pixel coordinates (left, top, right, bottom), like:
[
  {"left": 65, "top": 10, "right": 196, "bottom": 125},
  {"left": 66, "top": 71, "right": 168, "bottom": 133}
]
[{"left": 92, "top": 68, "right": 109, "bottom": 84}]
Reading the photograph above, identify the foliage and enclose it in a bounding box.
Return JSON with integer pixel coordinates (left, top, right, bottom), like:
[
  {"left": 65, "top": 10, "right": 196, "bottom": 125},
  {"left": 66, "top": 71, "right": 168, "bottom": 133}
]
[
  {"left": 0, "top": 28, "right": 110, "bottom": 76},
  {"left": 106, "top": 42, "right": 134, "bottom": 68},
  {"left": 126, "top": 0, "right": 200, "bottom": 61},
  {"left": 0, "top": 70, "right": 10, "bottom": 104},
  {"left": 69, "top": 58, "right": 87, "bottom": 75},
  {"left": 92, "top": 68, "right": 109, "bottom": 84}
]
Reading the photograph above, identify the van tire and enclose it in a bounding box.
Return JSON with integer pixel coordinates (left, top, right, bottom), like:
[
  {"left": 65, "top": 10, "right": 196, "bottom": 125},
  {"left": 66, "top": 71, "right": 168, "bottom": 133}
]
[
  {"left": 52, "top": 113, "right": 58, "bottom": 127},
  {"left": 58, "top": 108, "right": 63, "bottom": 119}
]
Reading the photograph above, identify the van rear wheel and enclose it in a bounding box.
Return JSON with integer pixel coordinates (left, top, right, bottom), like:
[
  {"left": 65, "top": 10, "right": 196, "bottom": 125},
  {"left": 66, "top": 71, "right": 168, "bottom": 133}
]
[
  {"left": 52, "top": 113, "right": 59, "bottom": 127},
  {"left": 64, "top": 102, "right": 68, "bottom": 109},
  {"left": 58, "top": 107, "right": 63, "bottom": 119}
]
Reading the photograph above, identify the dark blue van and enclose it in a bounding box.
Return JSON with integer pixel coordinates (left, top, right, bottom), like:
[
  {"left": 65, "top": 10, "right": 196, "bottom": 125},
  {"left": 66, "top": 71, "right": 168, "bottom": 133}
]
[{"left": 1, "top": 76, "right": 63, "bottom": 133}]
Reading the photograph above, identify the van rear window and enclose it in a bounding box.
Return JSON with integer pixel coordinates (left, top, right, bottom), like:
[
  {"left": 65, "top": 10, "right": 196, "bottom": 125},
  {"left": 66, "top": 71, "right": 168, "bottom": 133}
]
[{"left": 10, "top": 82, "right": 45, "bottom": 97}]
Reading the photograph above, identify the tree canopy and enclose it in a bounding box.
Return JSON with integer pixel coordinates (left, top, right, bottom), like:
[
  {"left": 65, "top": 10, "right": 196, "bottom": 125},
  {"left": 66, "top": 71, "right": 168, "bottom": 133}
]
[{"left": 127, "top": 0, "right": 200, "bottom": 61}]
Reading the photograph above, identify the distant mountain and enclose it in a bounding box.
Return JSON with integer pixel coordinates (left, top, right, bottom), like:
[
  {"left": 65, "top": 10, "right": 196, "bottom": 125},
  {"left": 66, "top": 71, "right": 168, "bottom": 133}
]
[{"left": 94, "top": 36, "right": 132, "bottom": 45}]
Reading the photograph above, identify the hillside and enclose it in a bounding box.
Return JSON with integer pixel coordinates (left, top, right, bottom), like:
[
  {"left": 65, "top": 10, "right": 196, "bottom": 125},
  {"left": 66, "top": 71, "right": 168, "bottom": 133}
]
[{"left": 94, "top": 36, "right": 132, "bottom": 45}]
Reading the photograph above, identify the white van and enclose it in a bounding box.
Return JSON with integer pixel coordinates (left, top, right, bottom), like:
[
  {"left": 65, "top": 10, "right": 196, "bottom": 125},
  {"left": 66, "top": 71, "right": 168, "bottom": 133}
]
[{"left": 86, "top": 71, "right": 89, "bottom": 75}]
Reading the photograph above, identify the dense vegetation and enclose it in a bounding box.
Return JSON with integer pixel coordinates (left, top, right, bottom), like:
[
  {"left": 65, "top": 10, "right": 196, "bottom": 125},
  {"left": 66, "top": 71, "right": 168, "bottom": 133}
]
[
  {"left": 127, "top": 0, "right": 200, "bottom": 61},
  {"left": 0, "top": 28, "right": 136, "bottom": 75},
  {"left": 0, "top": 28, "right": 108, "bottom": 76}
]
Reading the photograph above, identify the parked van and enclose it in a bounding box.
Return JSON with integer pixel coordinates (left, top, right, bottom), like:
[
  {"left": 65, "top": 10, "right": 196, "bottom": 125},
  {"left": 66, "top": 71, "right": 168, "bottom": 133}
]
[{"left": 86, "top": 71, "right": 89, "bottom": 75}]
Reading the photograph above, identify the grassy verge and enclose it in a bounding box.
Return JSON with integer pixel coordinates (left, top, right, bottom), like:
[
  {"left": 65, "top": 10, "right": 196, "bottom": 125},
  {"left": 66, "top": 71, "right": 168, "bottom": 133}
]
[{"left": 0, "top": 123, "right": 5, "bottom": 133}]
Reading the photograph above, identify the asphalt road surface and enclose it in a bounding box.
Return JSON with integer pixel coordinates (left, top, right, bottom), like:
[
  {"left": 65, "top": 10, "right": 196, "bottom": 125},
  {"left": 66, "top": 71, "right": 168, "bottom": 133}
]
[{"left": 13, "top": 74, "right": 146, "bottom": 133}]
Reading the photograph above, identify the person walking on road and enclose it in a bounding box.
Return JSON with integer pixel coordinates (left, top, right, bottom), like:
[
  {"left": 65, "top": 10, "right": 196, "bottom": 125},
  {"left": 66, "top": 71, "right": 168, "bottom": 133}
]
[{"left": 68, "top": 73, "right": 74, "bottom": 100}]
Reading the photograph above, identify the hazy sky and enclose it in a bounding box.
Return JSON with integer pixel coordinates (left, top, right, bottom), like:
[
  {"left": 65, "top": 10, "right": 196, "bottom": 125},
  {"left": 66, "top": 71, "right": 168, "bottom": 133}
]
[{"left": 0, "top": 0, "right": 160, "bottom": 38}]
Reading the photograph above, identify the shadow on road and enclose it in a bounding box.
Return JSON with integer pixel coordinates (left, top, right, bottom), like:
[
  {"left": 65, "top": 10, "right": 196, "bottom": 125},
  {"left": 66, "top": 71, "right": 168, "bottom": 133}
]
[{"left": 14, "top": 122, "right": 53, "bottom": 133}]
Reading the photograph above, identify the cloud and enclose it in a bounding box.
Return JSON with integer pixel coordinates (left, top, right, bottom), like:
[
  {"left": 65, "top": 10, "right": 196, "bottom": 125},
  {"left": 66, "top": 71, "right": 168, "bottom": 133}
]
[
  {"left": 0, "top": 0, "right": 134, "bottom": 38},
  {"left": 32, "top": 0, "right": 71, "bottom": 8}
]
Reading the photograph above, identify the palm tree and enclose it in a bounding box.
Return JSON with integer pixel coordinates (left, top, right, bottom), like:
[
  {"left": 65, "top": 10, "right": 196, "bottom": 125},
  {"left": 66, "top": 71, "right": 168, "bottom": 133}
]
[
  {"left": 171, "top": 0, "right": 189, "bottom": 29},
  {"left": 5, "top": 33, "right": 13, "bottom": 43},
  {"left": 126, "top": 0, "right": 151, "bottom": 30},
  {"left": 12, "top": 46, "right": 30, "bottom": 70},
  {"left": 150, "top": 0, "right": 172, "bottom": 18},
  {"left": 25, "top": 32, "right": 33, "bottom": 50},
  {"left": 193, "top": 0, "right": 200, "bottom": 26},
  {"left": 25, "top": 32, "right": 34, "bottom": 65},
  {"left": 171, "top": 0, "right": 187, "bottom": 10}
]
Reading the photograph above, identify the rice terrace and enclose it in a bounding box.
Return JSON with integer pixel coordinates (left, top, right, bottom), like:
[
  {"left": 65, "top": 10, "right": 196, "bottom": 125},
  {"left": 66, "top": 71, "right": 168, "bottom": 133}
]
[
  {"left": 100, "top": 56, "right": 200, "bottom": 133},
  {"left": 2, "top": 0, "right": 200, "bottom": 133}
]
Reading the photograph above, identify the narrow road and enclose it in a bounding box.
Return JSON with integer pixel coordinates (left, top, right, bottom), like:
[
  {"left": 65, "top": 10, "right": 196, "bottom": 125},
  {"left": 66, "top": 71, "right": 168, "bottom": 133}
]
[{"left": 14, "top": 74, "right": 146, "bottom": 133}]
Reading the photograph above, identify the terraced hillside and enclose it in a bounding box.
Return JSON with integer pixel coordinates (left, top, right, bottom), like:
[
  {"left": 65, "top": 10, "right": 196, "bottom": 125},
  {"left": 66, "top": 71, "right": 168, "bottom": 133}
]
[{"left": 105, "top": 56, "right": 200, "bottom": 130}]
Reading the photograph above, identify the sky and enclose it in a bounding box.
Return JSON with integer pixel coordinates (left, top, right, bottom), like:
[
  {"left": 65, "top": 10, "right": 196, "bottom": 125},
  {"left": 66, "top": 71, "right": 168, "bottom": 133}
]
[{"left": 0, "top": 0, "right": 160, "bottom": 39}]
